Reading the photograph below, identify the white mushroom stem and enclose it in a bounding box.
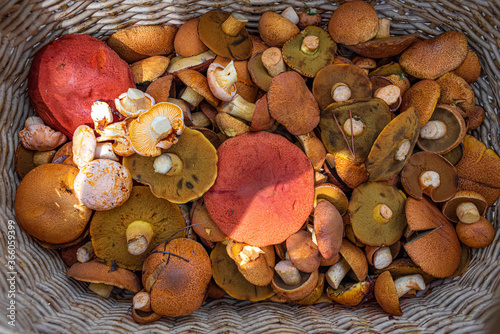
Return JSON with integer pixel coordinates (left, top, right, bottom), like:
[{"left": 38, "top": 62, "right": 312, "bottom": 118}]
[
  {"left": 376, "top": 18, "right": 391, "bottom": 38},
  {"left": 394, "top": 274, "right": 426, "bottom": 298},
  {"left": 190, "top": 111, "right": 212, "bottom": 127},
  {"left": 331, "top": 83, "right": 352, "bottom": 102},
  {"left": 126, "top": 221, "right": 154, "bottom": 256},
  {"left": 133, "top": 291, "right": 152, "bottom": 312},
  {"left": 300, "top": 35, "right": 319, "bottom": 54},
  {"left": 153, "top": 153, "right": 183, "bottom": 175},
  {"left": 281, "top": 6, "right": 299, "bottom": 24},
  {"left": 221, "top": 13, "right": 248, "bottom": 36},
  {"left": 238, "top": 245, "right": 264, "bottom": 266},
  {"left": 373, "top": 204, "right": 393, "bottom": 224},
  {"left": 306, "top": 224, "right": 318, "bottom": 246},
  {"left": 456, "top": 202, "right": 480, "bottom": 224},
  {"left": 91, "top": 101, "right": 113, "bottom": 132},
  {"left": 208, "top": 61, "right": 238, "bottom": 102},
  {"left": 262, "top": 47, "right": 287, "bottom": 78},
  {"left": 343, "top": 118, "right": 366, "bottom": 136},
  {"left": 275, "top": 260, "right": 302, "bottom": 286},
  {"left": 95, "top": 142, "right": 119, "bottom": 161},
  {"left": 220, "top": 94, "right": 256, "bottom": 122},
  {"left": 373, "top": 247, "right": 392, "bottom": 270},
  {"left": 180, "top": 86, "right": 204, "bottom": 108},
  {"left": 326, "top": 257, "right": 350, "bottom": 289},
  {"left": 374, "top": 85, "right": 401, "bottom": 105},
  {"left": 151, "top": 116, "right": 172, "bottom": 142},
  {"left": 115, "top": 88, "right": 154, "bottom": 118},
  {"left": 420, "top": 120, "right": 447, "bottom": 140},
  {"left": 76, "top": 241, "right": 95, "bottom": 263},
  {"left": 88, "top": 283, "right": 113, "bottom": 299},
  {"left": 395, "top": 140, "right": 411, "bottom": 161},
  {"left": 419, "top": 171, "right": 441, "bottom": 190},
  {"left": 72, "top": 125, "right": 97, "bottom": 169}
]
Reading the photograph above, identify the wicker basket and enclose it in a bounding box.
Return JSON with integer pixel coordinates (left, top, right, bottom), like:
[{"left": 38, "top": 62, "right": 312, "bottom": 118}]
[{"left": 1, "top": 1, "right": 500, "bottom": 333}]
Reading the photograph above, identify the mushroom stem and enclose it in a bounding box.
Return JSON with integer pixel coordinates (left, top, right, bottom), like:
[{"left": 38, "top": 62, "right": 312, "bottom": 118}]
[
  {"left": 221, "top": 13, "right": 248, "bottom": 37},
  {"left": 394, "top": 274, "right": 425, "bottom": 298},
  {"left": 181, "top": 86, "right": 204, "bottom": 108},
  {"left": 150, "top": 115, "right": 173, "bottom": 141},
  {"left": 456, "top": 202, "right": 480, "bottom": 224},
  {"left": 419, "top": 171, "right": 441, "bottom": 190},
  {"left": 374, "top": 85, "right": 401, "bottom": 106},
  {"left": 281, "top": 6, "right": 299, "bottom": 24},
  {"left": 326, "top": 257, "right": 350, "bottom": 289},
  {"left": 126, "top": 221, "right": 154, "bottom": 255},
  {"left": 376, "top": 18, "right": 391, "bottom": 38},
  {"left": 190, "top": 111, "right": 212, "bottom": 127},
  {"left": 238, "top": 245, "right": 264, "bottom": 266},
  {"left": 153, "top": 153, "right": 183, "bottom": 175},
  {"left": 343, "top": 118, "right": 366, "bottom": 136},
  {"left": 219, "top": 94, "right": 256, "bottom": 122},
  {"left": 262, "top": 47, "right": 287, "bottom": 78},
  {"left": 133, "top": 291, "right": 152, "bottom": 312},
  {"left": 395, "top": 140, "right": 411, "bottom": 161},
  {"left": 373, "top": 246, "right": 392, "bottom": 270},
  {"left": 300, "top": 35, "right": 319, "bottom": 54},
  {"left": 88, "top": 283, "right": 114, "bottom": 299},
  {"left": 373, "top": 204, "right": 393, "bottom": 223},
  {"left": 331, "top": 83, "right": 352, "bottom": 102},
  {"left": 95, "top": 142, "right": 119, "bottom": 161},
  {"left": 76, "top": 241, "right": 95, "bottom": 263},
  {"left": 420, "top": 120, "right": 447, "bottom": 140},
  {"left": 275, "top": 260, "right": 302, "bottom": 286}
]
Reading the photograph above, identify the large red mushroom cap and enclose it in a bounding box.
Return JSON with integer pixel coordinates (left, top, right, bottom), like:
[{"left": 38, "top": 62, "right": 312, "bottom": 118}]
[{"left": 204, "top": 131, "right": 315, "bottom": 247}]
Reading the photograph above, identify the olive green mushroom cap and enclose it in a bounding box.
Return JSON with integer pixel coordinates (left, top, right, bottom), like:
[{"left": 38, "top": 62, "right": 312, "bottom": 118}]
[
  {"left": 349, "top": 182, "right": 407, "bottom": 247},
  {"left": 90, "top": 186, "right": 186, "bottom": 270},
  {"left": 282, "top": 26, "right": 337, "bottom": 78},
  {"left": 365, "top": 107, "right": 421, "bottom": 181},
  {"left": 319, "top": 98, "right": 391, "bottom": 162},
  {"left": 123, "top": 127, "right": 218, "bottom": 203}
]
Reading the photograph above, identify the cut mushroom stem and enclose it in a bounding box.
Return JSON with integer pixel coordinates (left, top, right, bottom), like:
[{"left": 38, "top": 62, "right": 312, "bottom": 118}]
[
  {"left": 331, "top": 83, "right": 352, "bottom": 102},
  {"left": 394, "top": 274, "right": 426, "bottom": 298},
  {"left": 151, "top": 116, "right": 173, "bottom": 141},
  {"left": 343, "top": 117, "right": 365, "bottom": 136},
  {"left": 373, "top": 204, "right": 393, "bottom": 224},
  {"left": 376, "top": 18, "right": 391, "bottom": 38},
  {"left": 181, "top": 86, "right": 204, "bottom": 108},
  {"left": 238, "top": 245, "right": 264, "bottom": 266},
  {"left": 88, "top": 283, "right": 114, "bottom": 299},
  {"left": 419, "top": 171, "right": 441, "bottom": 190},
  {"left": 374, "top": 85, "right": 400, "bottom": 106},
  {"left": 153, "top": 153, "right": 183, "bottom": 175},
  {"left": 326, "top": 257, "right": 350, "bottom": 289},
  {"left": 126, "top": 221, "right": 154, "bottom": 255},
  {"left": 281, "top": 6, "right": 299, "bottom": 24},
  {"left": 133, "top": 291, "right": 152, "bottom": 312},
  {"left": 456, "top": 202, "right": 480, "bottom": 224},
  {"left": 395, "top": 140, "right": 411, "bottom": 161},
  {"left": 373, "top": 247, "right": 392, "bottom": 270},
  {"left": 262, "top": 47, "right": 287, "bottom": 78},
  {"left": 420, "top": 120, "right": 447, "bottom": 140},
  {"left": 95, "top": 142, "right": 119, "bottom": 161},
  {"left": 275, "top": 260, "right": 302, "bottom": 286},
  {"left": 220, "top": 94, "right": 256, "bottom": 122},
  {"left": 301, "top": 35, "right": 319, "bottom": 54},
  {"left": 221, "top": 13, "right": 248, "bottom": 37},
  {"left": 76, "top": 241, "right": 95, "bottom": 263}
]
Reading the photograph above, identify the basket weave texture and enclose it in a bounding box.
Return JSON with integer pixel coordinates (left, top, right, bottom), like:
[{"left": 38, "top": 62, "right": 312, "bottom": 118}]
[{"left": 1, "top": 1, "right": 500, "bottom": 333}]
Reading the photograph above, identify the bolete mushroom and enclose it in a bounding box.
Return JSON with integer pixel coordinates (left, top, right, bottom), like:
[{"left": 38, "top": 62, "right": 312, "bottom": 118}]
[
  {"left": 441, "top": 190, "right": 488, "bottom": 224},
  {"left": 174, "top": 18, "right": 209, "bottom": 57},
  {"left": 325, "top": 239, "right": 368, "bottom": 289},
  {"left": 400, "top": 79, "right": 441, "bottom": 128},
  {"left": 344, "top": 33, "right": 420, "bottom": 59},
  {"left": 286, "top": 230, "right": 321, "bottom": 273},
  {"left": 176, "top": 69, "right": 219, "bottom": 108},
  {"left": 115, "top": 88, "right": 155, "bottom": 118},
  {"left": 207, "top": 60, "right": 237, "bottom": 101},
  {"left": 191, "top": 198, "right": 228, "bottom": 242},
  {"left": 258, "top": 11, "right": 300, "bottom": 47},
  {"left": 456, "top": 217, "right": 495, "bottom": 248},
  {"left": 130, "top": 56, "right": 170, "bottom": 84},
  {"left": 328, "top": 1, "right": 379, "bottom": 45},
  {"left": 313, "top": 200, "right": 344, "bottom": 261},
  {"left": 226, "top": 240, "right": 275, "bottom": 286}
]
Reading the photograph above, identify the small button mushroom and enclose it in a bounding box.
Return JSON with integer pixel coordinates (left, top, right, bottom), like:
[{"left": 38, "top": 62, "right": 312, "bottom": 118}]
[
  {"left": 328, "top": 1, "right": 379, "bottom": 45},
  {"left": 18, "top": 116, "right": 67, "bottom": 151},
  {"left": 72, "top": 125, "right": 96, "bottom": 169},
  {"left": 313, "top": 200, "right": 343, "bottom": 260},
  {"left": 115, "top": 88, "right": 155, "bottom": 118},
  {"left": 258, "top": 11, "right": 299, "bottom": 47},
  {"left": 76, "top": 241, "right": 95, "bottom": 263},
  {"left": 456, "top": 217, "right": 495, "bottom": 248},
  {"left": 286, "top": 230, "right": 321, "bottom": 273},
  {"left": 207, "top": 61, "right": 238, "bottom": 101}
]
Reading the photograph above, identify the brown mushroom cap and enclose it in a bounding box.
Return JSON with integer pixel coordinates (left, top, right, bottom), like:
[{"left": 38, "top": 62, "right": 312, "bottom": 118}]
[
  {"left": 247, "top": 51, "right": 275, "bottom": 92},
  {"left": 401, "top": 151, "right": 458, "bottom": 203},
  {"left": 174, "top": 18, "right": 209, "bottom": 57},
  {"left": 198, "top": 11, "right": 253, "bottom": 60},
  {"left": 417, "top": 104, "right": 467, "bottom": 154},
  {"left": 314, "top": 183, "right": 349, "bottom": 215},
  {"left": 250, "top": 94, "right": 275, "bottom": 131},
  {"left": 258, "top": 11, "right": 300, "bottom": 47},
  {"left": 313, "top": 64, "right": 373, "bottom": 111},
  {"left": 339, "top": 239, "right": 368, "bottom": 282},
  {"left": 176, "top": 69, "right": 219, "bottom": 107},
  {"left": 456, "top": 217, "right": 495, "bottom": 248},
  {"left": 282, "top": 26, "right": 337, "bottom": 78},
  {"left": 328, "top": 1, "right": 379, "bottom": 46},
  {"left": 374, "top": 271, "right": 402, "bottom": 316},
  {"left": 332, "top": 155, "right": 369, "bottom": 189},
  {"left": 145, "top": 75, "right": 174, "bottom": 103},
  {"left": 365, "top": 107, "right": 421, "bottom": 181},
  {"left": 344, "top": 33, "right": 420, "bottom": 58},
  {"left": 226, "top": 240, "right": 275, "bottom": 286},
  {"left": 90, "top": 186, "right": 186, "bottom": 270},
  {"left": 130, "top": 56, "right": 170, "bottom": 84},
  {"left": 436, "top": 72, "right": 476, "bottom": 115},
  {"left": 267, "top": 71, "right": 320, "bottom": 135},
  {"left": 399, "top": 31, "right": 468, "bottom": 80},
  {"left": 373, "top": 258, "right": 435, "bottom": 282},
  {"left": 14, "top": 163, "right": 92, "bottom": 244},
  {"left": 319, "top": 98, "right": 391, "bottom": 163},
  {"left": 204, "top": 131, "right": 315, "bottom": 247},
  {"left": 441, "top": 190, "right": 488, "bottom": 223},
  {"left": 211, "top": 241, "right": 274, "bottom": 301},
  {"left": 404, "top": 197, "right": 462, "bottom": 278},
  {"left": 349, "top": 182, "right": 407, "bottom": 247},
  {"left": 123, "top": 127, "right": 218, "bottom": 204},
  {"left": 191, "top": 199, "right": 228, "bottom": 242},
  {"left": 453, "top": 48, "right": 481, "bottom": 84},
  {"left": 314, "top": 200, "right": 344, "bottom": 260},
  {"left": 286, "top": 230, "right": 321, "bottom": 273},
  {"left": 14, "top": 144, "right": 36, "bottom": 179},
  {"left": 67, "top": 259, "right": 142, "bottom": 292}
]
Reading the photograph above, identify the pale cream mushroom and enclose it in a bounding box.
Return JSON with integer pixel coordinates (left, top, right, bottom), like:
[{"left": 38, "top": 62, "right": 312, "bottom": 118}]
[
  {"left": 76, "top": 241, "right": 95, "bottom": 263},
  {"left": 207, "top": 60, "right": 238, "bottom": 101},
  {"left": 219, "top": 94, "right": 256, "bottom": 122},
  {"left": 274, "top": 260, "right": 302, "bottom": 286},
  {"left": 115, "top": 88, "right": 155, "bottom": 118},
  {"left": 18, "top": 116, "right": 67, "bottom": 151},
  {"left": 72, "top": 125, "right": 96, "bottom": 169},
  {"left": 94, "top": 142, "right": 119, "bottom": 161},
  {"left": 281, "top": 6, "right": 299, "bottom": 24}
]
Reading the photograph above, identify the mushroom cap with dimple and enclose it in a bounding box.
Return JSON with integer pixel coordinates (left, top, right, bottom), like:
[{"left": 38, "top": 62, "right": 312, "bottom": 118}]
[
  {"left": 328, "top": 1, "right": 379, "bottom": 46},
  {"left": 204, "top": 131, "right": 315, "bottom": 247}
]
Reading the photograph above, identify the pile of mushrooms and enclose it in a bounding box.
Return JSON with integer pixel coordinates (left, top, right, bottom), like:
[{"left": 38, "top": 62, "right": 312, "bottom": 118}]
[{"left": 14, "top": 0, "right": 500, "bottom": 323}]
